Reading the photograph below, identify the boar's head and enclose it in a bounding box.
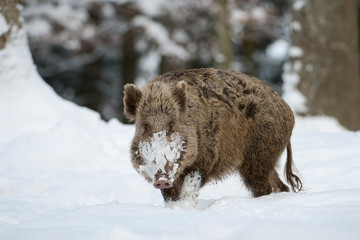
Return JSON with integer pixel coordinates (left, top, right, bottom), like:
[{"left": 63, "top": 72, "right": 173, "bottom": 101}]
[{"left": 123, "top": 80, "right": 197, "bottom": 189}]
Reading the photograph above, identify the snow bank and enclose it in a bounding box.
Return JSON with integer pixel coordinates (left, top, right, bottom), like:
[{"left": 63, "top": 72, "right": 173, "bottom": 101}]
[
  {"left": 1, "top": 19, "right": 360, "bottom": 240},
  {"left": 0, "top": 26, "right": 103, "bottom": 142}
]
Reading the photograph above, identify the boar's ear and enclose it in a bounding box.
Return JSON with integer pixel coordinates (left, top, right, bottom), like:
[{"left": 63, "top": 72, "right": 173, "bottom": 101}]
[
  {"left": 123, "top": 84, "right": 142, "bottom": 122},
  {"left": 173, "top": 81, "right": 187, "bottom": 112}
]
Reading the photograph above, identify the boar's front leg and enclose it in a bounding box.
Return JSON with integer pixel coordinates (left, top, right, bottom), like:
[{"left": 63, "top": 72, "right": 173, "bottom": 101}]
[
  {"left": 180, "top": 172, "right": 202, "bottom": 204},
  {"left": 161, "top": 172, "right": 202, "bottom": 204},
  {"left": 160, "top": 176, "right": 185, "bottom": 202}
]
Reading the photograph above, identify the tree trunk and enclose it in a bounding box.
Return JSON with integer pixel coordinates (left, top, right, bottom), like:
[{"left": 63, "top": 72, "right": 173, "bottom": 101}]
[
  {"left": 215, "top": 0, "right": 233, "bottom": 69},
  {"left": 0, "top": 0, "right": 21, "bottom": 50},
  {"left": 120, "top": 29, "right": 137, "bottom": 123},
  {"left": 290, "top": 0, "right": 360, "bottom": 130}
]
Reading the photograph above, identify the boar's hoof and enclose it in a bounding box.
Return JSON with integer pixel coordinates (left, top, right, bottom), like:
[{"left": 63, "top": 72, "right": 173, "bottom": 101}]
[{"left": 154, "top": 173, "right": 172, "bottom": 189}]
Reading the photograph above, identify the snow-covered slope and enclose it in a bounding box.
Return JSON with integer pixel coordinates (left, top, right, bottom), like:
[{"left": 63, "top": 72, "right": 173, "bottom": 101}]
[{"left": 1, "top": 25, "right": 360, "bottom": 240}]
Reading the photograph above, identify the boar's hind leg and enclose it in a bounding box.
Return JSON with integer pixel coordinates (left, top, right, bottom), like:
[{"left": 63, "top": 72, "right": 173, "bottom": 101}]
[
  {"left": 240, "top": 152, "right": 281, "bottom": 197},
  {"left": 268, "top": 170, "right": 290, "bottom": 193},
  {"left": 239, "top": 168, "right": 272, "bottom": 197}
]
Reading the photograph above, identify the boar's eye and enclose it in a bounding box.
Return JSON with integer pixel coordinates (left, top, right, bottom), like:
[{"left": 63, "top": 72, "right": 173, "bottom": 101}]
[
  {"left": 143, "top": 124, "right": 151, "bottom": 135},
  {"left": 166, "top": 122, "right": 174, "bottom": 135}
]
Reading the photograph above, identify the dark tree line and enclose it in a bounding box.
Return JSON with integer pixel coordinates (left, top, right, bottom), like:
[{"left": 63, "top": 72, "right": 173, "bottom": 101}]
[
  {"left": 2, "top": 0, "right": 360, "bottom": 130},
  {"left": 20, "top": 0, "right": 289, "bottom": 122}
]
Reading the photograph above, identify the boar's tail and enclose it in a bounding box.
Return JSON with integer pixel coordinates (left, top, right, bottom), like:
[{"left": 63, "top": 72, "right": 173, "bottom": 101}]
[{"left": 285, "top": 142, "right": 303, "bottom": 192}]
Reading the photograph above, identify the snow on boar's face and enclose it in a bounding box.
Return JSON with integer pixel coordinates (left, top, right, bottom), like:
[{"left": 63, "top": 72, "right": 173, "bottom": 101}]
[{"left": 123, "top": 81, "right": 189, "bottom": 189}]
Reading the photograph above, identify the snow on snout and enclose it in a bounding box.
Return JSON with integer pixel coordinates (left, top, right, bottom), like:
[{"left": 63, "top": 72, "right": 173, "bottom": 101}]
[{"left": 137, "top": 131, "right": 185, "bottom": 183}]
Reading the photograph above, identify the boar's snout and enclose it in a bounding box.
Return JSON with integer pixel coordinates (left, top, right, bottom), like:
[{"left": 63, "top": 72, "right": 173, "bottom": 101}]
[{"left": 154, "top": 172, "right": 172, "bottom": 189}]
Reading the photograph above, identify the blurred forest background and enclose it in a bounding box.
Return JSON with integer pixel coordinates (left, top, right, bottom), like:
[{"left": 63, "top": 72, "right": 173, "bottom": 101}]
[{"left": 17, "top": 0, "right": 360, "bottom": 129}]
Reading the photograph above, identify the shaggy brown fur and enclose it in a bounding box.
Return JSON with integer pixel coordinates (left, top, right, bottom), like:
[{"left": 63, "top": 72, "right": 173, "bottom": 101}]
[{"left": 124, "top": 68, "right": 302, "bottom": 201}]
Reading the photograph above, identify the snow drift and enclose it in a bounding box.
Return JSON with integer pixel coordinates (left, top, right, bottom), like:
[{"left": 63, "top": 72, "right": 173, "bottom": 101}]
[{"left": 1, "top": 17, "right": 360, "bottom": 240}]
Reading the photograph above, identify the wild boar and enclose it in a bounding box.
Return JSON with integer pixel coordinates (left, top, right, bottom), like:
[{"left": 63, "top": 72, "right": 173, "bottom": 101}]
[{"left": 123, "top": 68, "right": 302, "bottom": 203}]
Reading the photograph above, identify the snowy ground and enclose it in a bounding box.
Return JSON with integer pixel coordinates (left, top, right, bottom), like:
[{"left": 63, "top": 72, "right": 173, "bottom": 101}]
[{"left": 1, "top": 26, "right": 360, "bottom": 240}]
